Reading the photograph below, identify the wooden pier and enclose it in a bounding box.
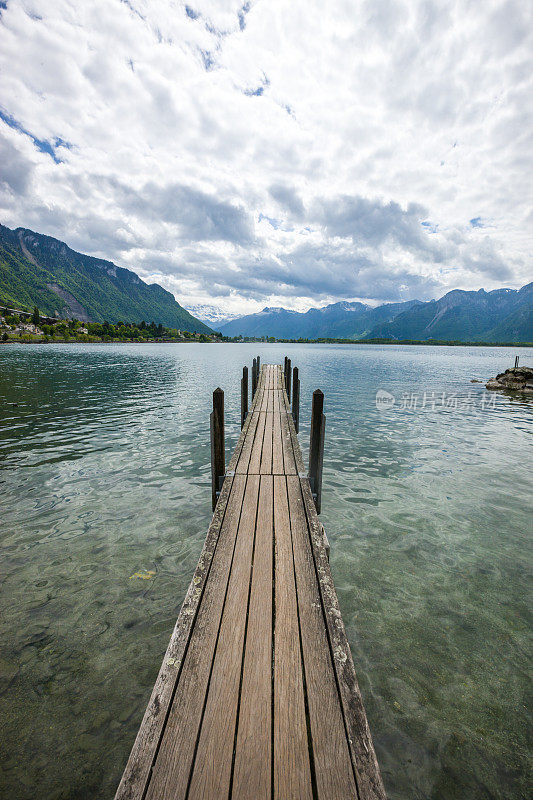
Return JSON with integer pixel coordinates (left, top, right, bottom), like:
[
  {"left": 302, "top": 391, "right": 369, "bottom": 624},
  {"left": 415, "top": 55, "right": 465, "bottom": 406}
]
[{"left": 116, "top": 363, "right": 385, "bottom": 800}]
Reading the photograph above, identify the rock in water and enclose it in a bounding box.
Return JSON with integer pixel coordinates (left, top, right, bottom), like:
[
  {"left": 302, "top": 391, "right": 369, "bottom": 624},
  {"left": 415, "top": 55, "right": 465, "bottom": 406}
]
[{"left": 486, "top": 366, "right": 533, "bottom": 393}]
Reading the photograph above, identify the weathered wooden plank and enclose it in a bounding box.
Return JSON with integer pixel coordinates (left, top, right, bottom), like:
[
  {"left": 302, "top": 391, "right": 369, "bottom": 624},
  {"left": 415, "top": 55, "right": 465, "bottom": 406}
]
[
  {"left": 227, "top": 402, "right": 257, "bottom": 473},
  {"left": 267, "top": 364, "right": 274, "bottom": 390},
  {"left": 280, "top": 365, "right": 385, "bottom": 797},
  {"left": 273, "top": 372, "right": 297, "bottom": 476},
  {"left": 272, "top": 397, "right": 284, "bottom": 475},
  {"left": 252, "top": 367, "right": 266, "bottom": 410},
  {"left": 116, "top": 474, "right": 243, "bottom": 800},
  {"left": 260, "top": 409, "right": 273, "bottom": 474},
  {"left": 234, "top": 411, "right": 260, "bottom": 474},
  {"left": 282, "top": 396, "right": 306, "bottom": 474},
  {"left": 248, "top": 412, "right": 266, "bottom": 474},
  {"left": 142, "top": 475, "right": 249, "bottom": 800},
  {"left": 273, "top": 476, "right": 313, "bottom": 800},
  {"left": 298, "top": 477, "right": 387, "bottom": 799},
  {"left": 279, "top": 410, "right": 298, "bottom": 476},
  {"left": 232, "top": 475, "right": 273, "bottom": 799},
  {"left": 286, "top": 475, "right": 358, "bottom": 800},
  {"left": 253, "top": 383, "right": 265, "bottom": 411},
  {"left": 187, "top": 475, "right": 261, "bottom": 800},
  {"left": 117, "top": 362, "right": 384, "bottom": 800}
]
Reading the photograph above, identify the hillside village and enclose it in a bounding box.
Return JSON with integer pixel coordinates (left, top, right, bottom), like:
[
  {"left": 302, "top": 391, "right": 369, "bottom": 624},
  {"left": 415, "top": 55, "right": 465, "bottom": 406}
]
[{"left": 0, "top": 306, "right": 221, "bottom": 343}]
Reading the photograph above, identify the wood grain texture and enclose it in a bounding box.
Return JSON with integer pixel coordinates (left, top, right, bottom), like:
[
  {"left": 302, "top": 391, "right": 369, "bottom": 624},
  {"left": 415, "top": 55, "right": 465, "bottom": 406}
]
[
  {"left": 116, "top": 363, "right": 385, "bottom": 800},
  {"left": 232, "top": 475, "right": 273, "bottom": 799},
  {"left": 280, "top": 407, "right": 298, "bottom": 476},
  {"left": 228, "top": 402, "right": 257, "bottom": 473},
  {"left": 186, "top": 475, "right": 260, "bottom": 800},
  {"left": 248, "top": 412, "right": 266, "bottom": 474},
  {"left": 144, "top": 475, "right": 249, "bottom": 800},
  {"left": 287, "top": 475, "right": 358, "bottom": 800},
  {"left": 299, "top": 478, "right": 387, "bottom": 799},
  {"left": 272, "top": 399, "right": 284, "bottom": 475},
  {"left": 273, "top": 476, "right": 313, "bottom": 800},
  {"left": 260, "top": 410, "right": 274, "bottom": 473},
  {"left": 115, "top": 474, "right": 241, "bottom": 800},
  {"left": 234, "top": 411, "right": 260, "bottom": 474}
]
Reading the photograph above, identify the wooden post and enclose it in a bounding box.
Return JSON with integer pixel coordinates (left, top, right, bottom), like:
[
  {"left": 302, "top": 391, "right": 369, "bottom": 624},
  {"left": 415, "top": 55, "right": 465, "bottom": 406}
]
[
  {"left": 286, "top": 358, "right": 292, "bottom": 403},
  {"left": 252, "top": 358, "right": 257, "bottom": 398},
  {"left": 515, "top": 355, "right": 519, "bottom": 368},
  {"left": 292, "top": 366, "right": 300, "bottom": 433},
  {"left": 241, "top": 366, "right": 248, "bottom": 429},
  {"left": 257, "top": 355, "right": 260, "bottom": 377},
  {"left": 210, "top": 388, "right": 225, "bottom": 511},
  {"left": 308, "top": 389, "right": 325, "bottom": 515},
  {"left": 284, "top": 356, "right": 288, "bottom": 389}
]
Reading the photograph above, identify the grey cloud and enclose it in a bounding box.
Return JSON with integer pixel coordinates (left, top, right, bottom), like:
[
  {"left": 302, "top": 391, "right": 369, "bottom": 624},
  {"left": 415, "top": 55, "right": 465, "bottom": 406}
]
[
  {"left": 486, "top": 0, "right": 531, "bottom": 57},
  {"left": 416, "top": 1, "right": 452, "bottom": 40},
  {"left": 312, "top": 194, "right": 430, "bottom": 251},
  {"left": 266, "top": 241, "right": 441, "bottom": 301},
  {"left": 460, "top": 241, "right": 514, "bottom": 281},
  {"left": 0, "top": 133, "right": 34, "bottom": 195},
  {"left": 134, "top": 236, "right": 441, "bottom": 305},
  {"left": 116, "top": 180, "right": 255, "bottom": 245},
  {"left": 269, "top": 183, "right": 305, "bottom": 217},
  {"left": 68, "top": 217, "right": 140, "bottom": 259},
  {"left": 0, "top": 0, "right": 527, "bottom": 312}
]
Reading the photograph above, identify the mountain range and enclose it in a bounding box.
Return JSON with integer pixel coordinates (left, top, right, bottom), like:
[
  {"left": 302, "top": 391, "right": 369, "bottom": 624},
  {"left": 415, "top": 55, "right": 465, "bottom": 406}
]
[
  {"left": 0, "top": 224, "right": 212, "bottom": 333},
  {"left": 1, "top": 222, "right": 531, "bottom": 342},
  {"left": 219, "top": 285, "right": 533, "bottom": 342}
]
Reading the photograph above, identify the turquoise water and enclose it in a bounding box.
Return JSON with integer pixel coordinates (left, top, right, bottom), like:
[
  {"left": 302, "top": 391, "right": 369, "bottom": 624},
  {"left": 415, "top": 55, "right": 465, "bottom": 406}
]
[{"left": 0, "top": 342, "right": 531, "bottom": 800}]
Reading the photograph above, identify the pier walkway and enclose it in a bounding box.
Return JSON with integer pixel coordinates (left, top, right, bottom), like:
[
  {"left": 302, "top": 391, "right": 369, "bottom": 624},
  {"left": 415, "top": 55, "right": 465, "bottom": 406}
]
[{"left": 116, "top": 364, "right": 385, "bottom": 800}]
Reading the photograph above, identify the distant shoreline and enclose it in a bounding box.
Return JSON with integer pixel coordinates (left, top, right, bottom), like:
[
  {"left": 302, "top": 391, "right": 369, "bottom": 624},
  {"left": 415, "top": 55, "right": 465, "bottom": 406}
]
[{"left": 1, "top": 337, "right": 532, "bottom": 348}]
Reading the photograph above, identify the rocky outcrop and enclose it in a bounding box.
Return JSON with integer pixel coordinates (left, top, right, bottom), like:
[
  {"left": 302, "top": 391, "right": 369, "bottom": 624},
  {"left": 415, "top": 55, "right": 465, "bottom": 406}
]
[
  {"left": 46, "top": 283, "right": 92, "bottom": 322},
  {"left": 486, "top": 366, "right": 533, "bottom": 393}
]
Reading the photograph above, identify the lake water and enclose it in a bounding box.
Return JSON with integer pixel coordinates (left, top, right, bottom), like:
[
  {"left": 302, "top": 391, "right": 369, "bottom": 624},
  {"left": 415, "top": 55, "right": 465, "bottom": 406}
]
[{"left": 0, "top": 342, "right": 531, "bottom": 800}]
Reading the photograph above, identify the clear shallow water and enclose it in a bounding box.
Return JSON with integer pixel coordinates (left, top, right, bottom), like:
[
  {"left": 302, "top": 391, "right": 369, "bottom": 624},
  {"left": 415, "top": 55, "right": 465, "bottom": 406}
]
[{"left": 0, "top": 342, "right": 531, "bottom": 800}]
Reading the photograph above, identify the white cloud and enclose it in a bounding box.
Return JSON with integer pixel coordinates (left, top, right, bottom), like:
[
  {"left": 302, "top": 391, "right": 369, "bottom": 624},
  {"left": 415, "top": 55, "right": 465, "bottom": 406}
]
[{"left": 0, "top": 0, "right": 531, "bottom": 316}]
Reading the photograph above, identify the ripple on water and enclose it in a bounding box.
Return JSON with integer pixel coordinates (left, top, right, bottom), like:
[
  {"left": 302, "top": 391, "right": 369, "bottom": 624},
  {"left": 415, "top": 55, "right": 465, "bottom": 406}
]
[{"left": 0, "top": 342, "right": 531, "bottom": 800}]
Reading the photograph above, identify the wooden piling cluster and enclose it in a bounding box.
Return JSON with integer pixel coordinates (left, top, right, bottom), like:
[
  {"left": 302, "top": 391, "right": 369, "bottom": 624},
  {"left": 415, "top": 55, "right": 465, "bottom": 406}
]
[
  {"left": 116, "top": 362, "right": 385, "bottom": 800},
  {"left": 217, "top": 356, "right": 321, "bottom": 514}
]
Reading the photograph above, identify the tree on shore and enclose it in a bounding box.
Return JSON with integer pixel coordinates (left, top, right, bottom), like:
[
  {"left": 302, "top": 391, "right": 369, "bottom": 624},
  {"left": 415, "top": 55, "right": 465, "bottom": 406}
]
[{"left": 32, "top": 306, "right": 40, "bottom": 326}]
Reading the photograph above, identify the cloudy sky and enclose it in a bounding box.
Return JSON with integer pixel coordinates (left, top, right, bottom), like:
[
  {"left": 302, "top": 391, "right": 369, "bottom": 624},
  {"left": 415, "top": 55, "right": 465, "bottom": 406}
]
[{"left": 0, "top": 0, "right": 531, "bottom": 320}]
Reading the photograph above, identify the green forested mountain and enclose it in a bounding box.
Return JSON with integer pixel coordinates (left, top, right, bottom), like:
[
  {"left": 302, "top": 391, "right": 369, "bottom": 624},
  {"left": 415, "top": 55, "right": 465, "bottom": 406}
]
[
  {"left": 364, "top": 285, "right": 533, "bottom": 342},
  {"left": 0, "top": 224, "right": 212, "bottom": 332},
  {"left": 220, "top": 284, "right": 533, "bottom": 342},
  {"left": 219, "top": 299, "right": 423, "bottom": 338}
]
